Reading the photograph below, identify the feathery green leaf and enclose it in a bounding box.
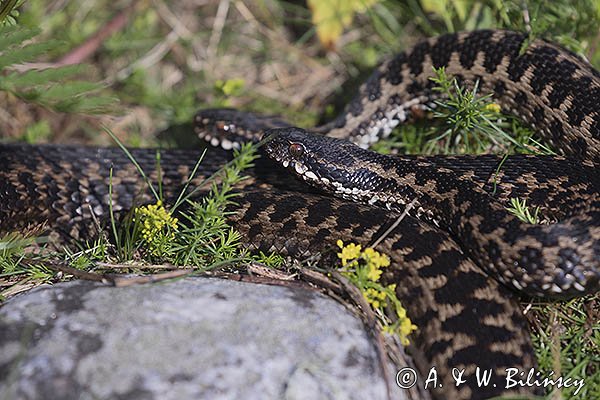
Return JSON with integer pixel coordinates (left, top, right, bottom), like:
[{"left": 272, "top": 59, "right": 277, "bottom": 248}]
[
  {"left": 0, "top": 25, "right": 37, "bottom": 49},
  {"left": 0, "top": 24, "right": 117, "bottom": 114}
]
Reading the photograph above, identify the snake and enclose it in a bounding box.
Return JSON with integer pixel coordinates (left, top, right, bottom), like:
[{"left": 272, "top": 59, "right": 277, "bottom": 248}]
[
  {"left": 1, "top": 30, "right": 599, "bottom": 399},
  {"left": 262, "top": 128, "right": 600, "bottom": 298}
]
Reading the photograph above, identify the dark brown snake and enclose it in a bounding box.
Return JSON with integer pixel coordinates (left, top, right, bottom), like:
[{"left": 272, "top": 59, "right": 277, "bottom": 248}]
[{"left": 1, "top": 30, "right": 599, "bottom": 399}]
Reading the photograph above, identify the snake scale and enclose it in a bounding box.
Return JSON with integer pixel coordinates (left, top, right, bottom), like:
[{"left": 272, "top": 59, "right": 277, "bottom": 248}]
[{"left": 1, "top": 30, "right": 599, "bottom": 399}]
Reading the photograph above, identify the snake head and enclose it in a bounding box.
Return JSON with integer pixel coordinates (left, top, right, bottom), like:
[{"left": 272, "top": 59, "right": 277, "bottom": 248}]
[
  {"left": 262, "top": 127, "right": 395, "bottom": 204},
  {"left": 194, "top": 108, "right": 290, "bottom": 150}
]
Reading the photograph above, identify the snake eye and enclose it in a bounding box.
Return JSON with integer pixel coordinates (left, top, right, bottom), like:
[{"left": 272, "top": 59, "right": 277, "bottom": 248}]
[{"left": 288, "top": 143, "right": 305, "bottom": 158}]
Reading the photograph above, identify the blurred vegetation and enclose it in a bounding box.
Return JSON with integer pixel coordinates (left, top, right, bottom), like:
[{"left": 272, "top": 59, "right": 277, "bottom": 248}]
[
  {"left": 1, "top": 0, "right": 598, "bottom": 146},
  {"left": 0, "top": 25, "right": 116, "bottom": 115}
]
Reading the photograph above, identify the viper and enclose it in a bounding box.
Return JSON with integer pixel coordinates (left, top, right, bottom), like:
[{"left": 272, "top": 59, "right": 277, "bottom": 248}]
[
  {"left": 1, "top": 30, "right": 599, "bottom": 399},
  {"left": 263, "top": 128, "right": 600, "bottom": 297}
]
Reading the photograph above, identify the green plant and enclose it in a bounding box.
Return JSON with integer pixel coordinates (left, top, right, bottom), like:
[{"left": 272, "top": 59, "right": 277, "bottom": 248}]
[
  {"left": 165, "top": 143, "right": 257, "bottom": 267},
  {"left": 528, "top": 296, "right": 600, "bottom": 398},
  {"left": 253, "top": 251, "right": 285, "bottom": 268},
  {"left": 0, "top": 0, "right": 24, "bottom": 26},
  {"left": 0, "top": 232, "right": 40, "bottom": 275},
  {"left": 0, "top": 231, "right": 54, "bottom": 300},
  {"left": 336, "top": 240, "right": 417, "bottom": 345},
  {"left": 0, "top": 141, "right": 258, "bottom": 301},
  {"left": 412, "top": 0, "right": 600, "bottom": 56},
  {"left": 0, "top": 24, "right": 116, "bottom": 114},
  {"left": 104, "top": 125, "right": 257, "bottom": 267},
  {"left": 65, "top": 238, "right": 109, "bottom": 271},
  {"left": 375, "top": 65, "right": 560, "bottom": 157},
  {"left": 506, "top": 198, "right": 541, "bottom": 224},
  {"left": 428, "top": 66, "right": 531, "bottom": 154}
]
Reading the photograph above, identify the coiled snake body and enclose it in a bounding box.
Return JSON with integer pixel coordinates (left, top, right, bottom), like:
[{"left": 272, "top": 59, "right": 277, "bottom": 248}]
[{"left": 1, "top": 30, "right": 599, "bottom": 399}]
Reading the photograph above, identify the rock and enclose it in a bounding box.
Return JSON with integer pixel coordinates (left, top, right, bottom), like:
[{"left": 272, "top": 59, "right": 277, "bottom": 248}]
[{"left": 0, "top": 277, "right": 407, "bottom": 400}]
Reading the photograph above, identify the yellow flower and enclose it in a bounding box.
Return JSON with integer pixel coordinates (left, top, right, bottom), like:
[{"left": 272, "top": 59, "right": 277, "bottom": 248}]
[
  {"left": 337, "top": 240, "right": 362, "bottom": 266},
  {"left": 367, "top": 263, "right": 383, "bottom": 281},
  {"left": 134, "top": 200, "right": 179, "bottom": 255},
  {"left": 335, "top": 239, "right": 417, "bottom": 345},
  {"left": 363, "top": 247, "right": 390, "bottom": 269},
  {"left": 364, "top": 287, "right": 386, "bottom": 308},
  {"left": 398, "top": 315, "right": 418, "bottom": 346},
  {"left": 363, "top": 247, "right": 376, "bottom": 258},
  {"left": 485, "top": 103, "right": 501, "bottom": 113},
  {"left": 361, "top": 247, "right": 390, "bottom": 282}
]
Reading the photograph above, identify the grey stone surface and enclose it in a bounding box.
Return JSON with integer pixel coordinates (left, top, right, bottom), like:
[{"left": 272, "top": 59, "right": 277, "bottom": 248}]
[{"left": 0, "top": 277, "right": 401, "bottom": 400}]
